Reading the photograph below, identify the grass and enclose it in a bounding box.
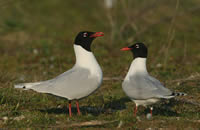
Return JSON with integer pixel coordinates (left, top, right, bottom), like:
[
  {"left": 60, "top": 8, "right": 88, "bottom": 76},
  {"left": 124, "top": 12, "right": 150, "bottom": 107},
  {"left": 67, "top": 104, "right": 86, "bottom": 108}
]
[{"left": 0, "top": 0, "right": 200, "bottom": 129}]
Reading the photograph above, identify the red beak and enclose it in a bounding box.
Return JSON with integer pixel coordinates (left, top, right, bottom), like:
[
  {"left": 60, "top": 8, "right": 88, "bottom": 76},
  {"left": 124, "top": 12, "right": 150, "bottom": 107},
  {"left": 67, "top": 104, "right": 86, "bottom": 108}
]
[
  {"left": 90, "top": 32, "right": 104, "bottom": 38},
  {"left": 120, "top": 47, "right": 131, "bottom": 51}
]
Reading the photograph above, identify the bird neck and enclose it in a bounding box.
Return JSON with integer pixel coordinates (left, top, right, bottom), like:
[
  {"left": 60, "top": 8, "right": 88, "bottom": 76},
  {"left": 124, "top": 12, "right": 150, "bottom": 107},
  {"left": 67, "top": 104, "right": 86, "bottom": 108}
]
[
  {"left": 125, "top": 58, "right": 148, "bottom": 80},
  {"left": 74, "top": 45, "right": 102, "bottom": 75}
]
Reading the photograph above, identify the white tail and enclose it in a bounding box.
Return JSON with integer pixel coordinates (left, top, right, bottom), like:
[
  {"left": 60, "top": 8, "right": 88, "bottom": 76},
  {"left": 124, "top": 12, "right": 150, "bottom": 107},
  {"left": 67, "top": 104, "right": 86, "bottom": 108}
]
[{"left": 14, "top": 82, "right": 42, "bottom": 90}]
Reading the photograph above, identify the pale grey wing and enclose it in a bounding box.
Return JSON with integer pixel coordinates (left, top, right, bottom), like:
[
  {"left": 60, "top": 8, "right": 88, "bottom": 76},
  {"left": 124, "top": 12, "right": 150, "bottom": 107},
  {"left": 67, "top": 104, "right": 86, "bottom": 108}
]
[
  {"left": 147, "top": 75, "right": 172, "bottom": 98},
  {"left": 122, "top": 74, "right": 172, "bottom": 100},
  {"left": 31, "top": 67, "right": 101, "bottom": 100}
]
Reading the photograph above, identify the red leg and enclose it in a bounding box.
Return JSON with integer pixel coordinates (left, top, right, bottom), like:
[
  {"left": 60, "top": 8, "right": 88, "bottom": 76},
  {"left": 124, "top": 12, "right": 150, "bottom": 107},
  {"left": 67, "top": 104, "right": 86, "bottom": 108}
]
[
  {"left": 76, "top": 100, "right": 81, "bottom": 115},
  {"left": 68, "top": 101, "right": 72, "bottom": 117},
  {"left": 150, "top": 107, "right": 153, "bottom": 116},
  {"left": 134, "top": 106, "right": 137, "bottom": 116}
]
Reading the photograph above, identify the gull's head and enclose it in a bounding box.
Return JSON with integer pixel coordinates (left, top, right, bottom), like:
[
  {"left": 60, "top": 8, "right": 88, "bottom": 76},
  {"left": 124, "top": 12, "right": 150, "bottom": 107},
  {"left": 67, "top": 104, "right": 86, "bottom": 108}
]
[
  {"left": 74, "top": 31, "right": 104, "bottom": 52},
  {"left": 121, "top": 42, "right": 148, "bottom": 59}
]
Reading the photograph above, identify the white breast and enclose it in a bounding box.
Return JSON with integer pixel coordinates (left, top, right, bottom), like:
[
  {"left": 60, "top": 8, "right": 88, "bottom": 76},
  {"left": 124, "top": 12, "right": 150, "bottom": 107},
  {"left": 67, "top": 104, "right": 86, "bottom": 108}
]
[
  {"left": 74, "top": 45, "right": 103, "bottom": 80},
  {"left": 124, "top": 58, "right": 148, "bottom": 81}
]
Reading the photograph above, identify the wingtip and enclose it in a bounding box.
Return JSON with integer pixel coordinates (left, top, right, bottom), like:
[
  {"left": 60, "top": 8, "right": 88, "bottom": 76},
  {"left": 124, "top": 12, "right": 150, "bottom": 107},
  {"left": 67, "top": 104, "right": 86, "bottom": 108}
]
[
  {"left": 14, "top": 84, "right": 26, "bottom": 89},
  {"left": 172, "top": 92, "right": 187, "bottom": 96}
]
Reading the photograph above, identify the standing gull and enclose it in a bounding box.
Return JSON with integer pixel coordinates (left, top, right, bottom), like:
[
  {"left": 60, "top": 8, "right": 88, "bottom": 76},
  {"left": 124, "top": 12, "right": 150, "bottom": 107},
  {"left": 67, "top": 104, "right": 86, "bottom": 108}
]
[
  {"left": 121, "top": 42, "right": 186, "bottom": 116},
  {"left": 15, "top": 31, "right": 104, "bottom": 117}
]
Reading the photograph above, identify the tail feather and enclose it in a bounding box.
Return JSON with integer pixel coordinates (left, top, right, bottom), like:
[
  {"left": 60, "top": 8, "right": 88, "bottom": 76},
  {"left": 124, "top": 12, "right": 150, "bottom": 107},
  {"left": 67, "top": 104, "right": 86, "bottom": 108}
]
[{"left": 14, "top": 82, "right": 42, "bottom": 90}]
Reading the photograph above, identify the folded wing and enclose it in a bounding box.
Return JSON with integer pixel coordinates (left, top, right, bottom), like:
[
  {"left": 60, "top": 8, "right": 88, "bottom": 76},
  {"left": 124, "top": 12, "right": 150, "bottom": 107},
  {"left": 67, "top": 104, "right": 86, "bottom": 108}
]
[
  {"left": 122, "top": 74, "right": 172, "bottom": 100},
  {"left": 28, "top": 67, "right": 101, "bottom": 100}
]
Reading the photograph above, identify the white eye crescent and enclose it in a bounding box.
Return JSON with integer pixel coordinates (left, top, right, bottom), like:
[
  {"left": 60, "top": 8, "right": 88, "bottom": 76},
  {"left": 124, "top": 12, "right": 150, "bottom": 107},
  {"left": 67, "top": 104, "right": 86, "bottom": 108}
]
[
  {"left": 136, "top": 44, "right": 139, "bottom": 48},
  {"left": 83, "top": 32, "right": 88, "bottom": 37}
]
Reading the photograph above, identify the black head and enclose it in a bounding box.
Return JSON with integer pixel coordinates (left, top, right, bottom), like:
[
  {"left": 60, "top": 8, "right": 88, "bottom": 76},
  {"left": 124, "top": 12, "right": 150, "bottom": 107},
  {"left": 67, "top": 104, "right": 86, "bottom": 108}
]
[
  {"left": 121, "top": 42, "right": 148, "bottom": 58},
  {"left": 74, "top": 31, "right": 104, "bottom": 52}
]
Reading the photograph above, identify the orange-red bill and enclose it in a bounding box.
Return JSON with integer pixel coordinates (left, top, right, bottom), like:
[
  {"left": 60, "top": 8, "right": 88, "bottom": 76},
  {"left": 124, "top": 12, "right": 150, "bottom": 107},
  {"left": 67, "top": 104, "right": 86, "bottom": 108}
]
[
  {"left": 120, "top": 47, "right": 131, "bottom": 51},
  {"left": 90, "top": 32, "right": 104, "bottom": 38}
]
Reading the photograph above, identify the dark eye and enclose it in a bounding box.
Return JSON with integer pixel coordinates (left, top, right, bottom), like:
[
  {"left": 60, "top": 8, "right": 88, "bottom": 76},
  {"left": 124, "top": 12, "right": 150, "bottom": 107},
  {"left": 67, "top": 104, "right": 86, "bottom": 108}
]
[
  {"left": 83, "top": 32, "right": 88, "bottom": 37},
  {"left": 135, "top": 44, "right": 139, "bottom": 48}
]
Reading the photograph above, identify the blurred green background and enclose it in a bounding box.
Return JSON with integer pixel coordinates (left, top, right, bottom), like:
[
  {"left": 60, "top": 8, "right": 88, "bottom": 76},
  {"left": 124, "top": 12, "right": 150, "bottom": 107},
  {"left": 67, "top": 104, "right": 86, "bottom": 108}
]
[{"left": 0, "top": 0, "right": 200, "bottom": 128}]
